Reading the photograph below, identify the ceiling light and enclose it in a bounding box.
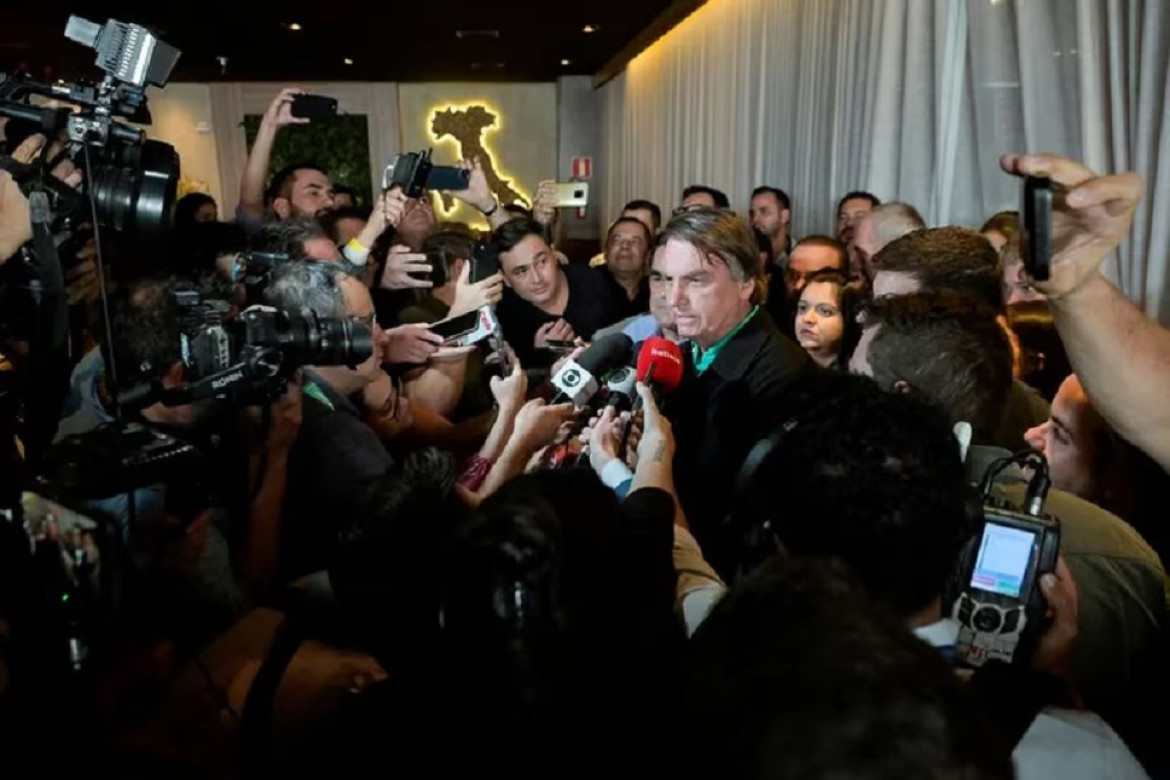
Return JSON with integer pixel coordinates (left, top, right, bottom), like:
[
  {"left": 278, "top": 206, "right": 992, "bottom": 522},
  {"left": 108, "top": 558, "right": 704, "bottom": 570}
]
[
  {"left": 561, "top": 59, "right": 571, "bottom": 66},
  {"left": 583, "top": 24, "right": 599, "bottom": 33},
  {"left": 286, "top": 22, "right": 302, "bottom": 31},
  {"left": 344, "top": 58, "right": 354, "bottom": 65}
]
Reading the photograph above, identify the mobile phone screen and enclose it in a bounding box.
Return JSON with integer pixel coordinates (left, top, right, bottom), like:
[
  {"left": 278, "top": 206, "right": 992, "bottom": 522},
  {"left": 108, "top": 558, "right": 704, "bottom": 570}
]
[
  {"left": 970, "top": 523, "right": 1036, "bottom": 598},
  {"left": 429, "top": 310, "right": 480, "bottom": 341}
]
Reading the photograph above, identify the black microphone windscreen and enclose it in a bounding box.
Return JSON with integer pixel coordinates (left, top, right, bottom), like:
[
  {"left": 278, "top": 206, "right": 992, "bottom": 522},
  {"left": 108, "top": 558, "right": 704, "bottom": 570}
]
[{"left": 577, "top": 333, "right": 633, "bottom": 375}]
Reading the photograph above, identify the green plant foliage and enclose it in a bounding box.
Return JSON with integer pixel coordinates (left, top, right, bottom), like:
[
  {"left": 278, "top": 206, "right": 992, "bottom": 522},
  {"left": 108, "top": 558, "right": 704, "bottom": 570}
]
[{"left": 243, "top": 114, "right": 373, "bottom": 205}]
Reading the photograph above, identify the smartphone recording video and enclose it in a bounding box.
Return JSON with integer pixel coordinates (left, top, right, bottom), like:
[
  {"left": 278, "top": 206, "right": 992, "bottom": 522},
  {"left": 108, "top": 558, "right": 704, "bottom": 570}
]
[
  {"left": 290, "top": 93, "right": 338, "bottom": 120},
  {"left": 553, "top": 182, "right": 589, "bottom": 208}
]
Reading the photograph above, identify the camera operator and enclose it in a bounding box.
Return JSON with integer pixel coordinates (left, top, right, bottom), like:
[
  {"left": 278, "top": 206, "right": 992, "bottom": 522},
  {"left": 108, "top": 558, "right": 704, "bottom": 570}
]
[
  {"left": 850, "top": 289, "right": 1169, "bottom": 773},
  {"left": 261, "top": 261, "right": 394, "bottom": 582}
]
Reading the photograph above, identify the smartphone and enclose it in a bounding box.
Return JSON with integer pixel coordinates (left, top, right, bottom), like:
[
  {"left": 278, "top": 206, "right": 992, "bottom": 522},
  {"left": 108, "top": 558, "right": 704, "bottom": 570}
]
[
  {"left": 290, "top": 94, "right": 338, "bottom": 120},
  {"left": 429, "top": 310, "right": 481, "bottom": 342},
  {"left": 428, "top": 166, "right": 471, "bottom": 192},
  {"left": 553, "top": 182, "right": 589, "bottom": 208},
  {"left": 469, "top": 242, "right": 500, "bottom": 283},
  {"left": 1019, "top": 176, "right": 1052, "bottom": 282},
  {"left": 412, "top": 249, "right": 449, "bottom": 287}
]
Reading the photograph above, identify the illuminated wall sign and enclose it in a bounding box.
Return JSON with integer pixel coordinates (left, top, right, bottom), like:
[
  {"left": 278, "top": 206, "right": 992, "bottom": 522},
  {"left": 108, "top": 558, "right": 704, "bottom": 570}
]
[{"left": 426, "top": 101, "right": 532, "bottom": 219}]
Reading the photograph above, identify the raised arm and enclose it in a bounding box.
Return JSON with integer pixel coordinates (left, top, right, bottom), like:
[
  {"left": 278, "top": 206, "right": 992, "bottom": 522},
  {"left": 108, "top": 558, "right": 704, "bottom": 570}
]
[
  {"left": 1000, "top": 153, "right": 1170, "bottom": 471},
  {"left": 238, "top": 88, "right": 308, "bottom": 222}
]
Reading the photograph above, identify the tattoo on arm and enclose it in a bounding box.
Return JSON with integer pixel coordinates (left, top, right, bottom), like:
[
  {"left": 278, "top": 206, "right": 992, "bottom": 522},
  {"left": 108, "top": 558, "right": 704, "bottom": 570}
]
[{"left": 652, "top": 439, "right": 667, "bottom": 463}]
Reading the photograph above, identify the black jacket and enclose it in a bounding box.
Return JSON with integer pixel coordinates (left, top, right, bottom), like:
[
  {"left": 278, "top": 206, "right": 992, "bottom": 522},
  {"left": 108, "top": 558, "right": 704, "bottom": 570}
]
[{"left": 664, "top": 310, "right": 809, "bottom": 579}]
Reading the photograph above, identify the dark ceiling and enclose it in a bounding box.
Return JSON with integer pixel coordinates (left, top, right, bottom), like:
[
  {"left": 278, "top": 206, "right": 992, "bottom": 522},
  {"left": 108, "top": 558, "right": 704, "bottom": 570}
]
[{"left": 2, "top": 3, "right": 672, "bottom": 84}]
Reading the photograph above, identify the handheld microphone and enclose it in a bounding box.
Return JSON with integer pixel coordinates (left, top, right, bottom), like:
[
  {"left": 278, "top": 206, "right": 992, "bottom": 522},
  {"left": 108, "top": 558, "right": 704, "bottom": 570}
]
[
  {"left": 550, "top": 333, "right": 633, "bottom": 407},
  {"left": 602, "top": 366, "right": 637, "bottom": 412},
  {"left": 635, "top": 337, "right": 685, "bottom": 398}
]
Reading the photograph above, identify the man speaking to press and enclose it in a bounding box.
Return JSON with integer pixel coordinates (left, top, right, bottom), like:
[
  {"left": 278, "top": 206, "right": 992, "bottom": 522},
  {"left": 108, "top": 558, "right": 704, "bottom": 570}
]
[{"left": 651, "top": 208, "right": 809, "bottom": 578}]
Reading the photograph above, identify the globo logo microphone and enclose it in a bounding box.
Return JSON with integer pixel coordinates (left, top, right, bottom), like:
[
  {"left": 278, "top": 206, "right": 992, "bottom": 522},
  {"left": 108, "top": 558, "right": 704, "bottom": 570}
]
[{"left": 551, "top": 332, "right": 634, "bottom": 406}]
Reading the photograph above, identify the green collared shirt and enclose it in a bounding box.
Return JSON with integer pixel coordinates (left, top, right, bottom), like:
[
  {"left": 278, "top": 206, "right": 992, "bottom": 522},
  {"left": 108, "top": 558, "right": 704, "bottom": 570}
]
[{"left": 690, "top": 306, "right": 759, "bottom": 374}]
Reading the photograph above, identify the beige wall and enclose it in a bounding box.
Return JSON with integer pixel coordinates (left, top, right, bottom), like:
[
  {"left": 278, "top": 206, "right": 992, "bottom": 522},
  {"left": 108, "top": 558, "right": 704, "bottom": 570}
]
[
  {"left": 397, "top": 83, "right": 557, "bottom": 230},
  {"left": 144, "top": 83, "right": 225, "bottom": 211}
]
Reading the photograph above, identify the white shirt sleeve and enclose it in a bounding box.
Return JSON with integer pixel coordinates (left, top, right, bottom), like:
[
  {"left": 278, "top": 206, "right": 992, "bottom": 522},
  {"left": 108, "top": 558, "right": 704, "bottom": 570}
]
[{"left": 1014, "top": 708, "right": 1150, "bottom": 780}]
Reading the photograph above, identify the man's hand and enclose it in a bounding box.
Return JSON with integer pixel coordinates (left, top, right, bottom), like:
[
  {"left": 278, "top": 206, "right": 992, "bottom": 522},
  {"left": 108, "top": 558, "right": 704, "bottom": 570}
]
[
  {"left": 532, "top": 180, "right": 557, "bottom": 227},
  {"left": 510, "top": 398, "right": 576, "bottom": 454},
  {"left": 586, "top": 406, "right": 626, "bottom": 474},
  {"left": 380, "top": 245, "right": 433, "bottom": 290},
  {"left": 448, "top": 261, "right": 504, "bottom": 318},
  {"left": 635, "top": 382, "right": 674, "bottom": 467},
  {"left": 383, "top": 324, "right": 443, "bottom": 365},
  {"left": 383, "top": 186, "right": 407, "bottom": 228},
  {"left": 449, "top": 157, "right": 496, "bottom": 214},
  {"left": 262, "top": 87, "right": 309, "bottom": 130},
  {"left": 66, "top": 241, "right": 100, "bottom": 305},
  {"left": 11, "top": 133, "right": 83, "bottom": 190},
  {"left": 267, "top": 373, "right": 304, "bottom": 451},
  {"left": 534, "top": 319, "right": 577, "bottom": 350},
  {"left": 1000, "top": 153, "right": 1142, "bottom": 301},
  {"left": 0, "top": 170, "right": 32, "bottom": 265},
  {"left": 1032, "top": 556, "right": 1078, "bottom": 676},
  {"left": 489, "top": 359, "right": 528, "bottom": 413}
]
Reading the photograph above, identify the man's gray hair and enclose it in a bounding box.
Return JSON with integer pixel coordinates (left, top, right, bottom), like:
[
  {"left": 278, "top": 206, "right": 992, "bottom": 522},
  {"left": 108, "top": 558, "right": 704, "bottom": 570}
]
[
  {"left": 656, "top": 207, "right": 765, "bottom": 302},
  {"left": 257, "top": 217, "right": 330, "bottom": 260},
  {"left": 866, "top": 203, "right": 926, "bottom": 252},
  {"left": 263, "top": 261, "right": 351, "bottom": 319}
]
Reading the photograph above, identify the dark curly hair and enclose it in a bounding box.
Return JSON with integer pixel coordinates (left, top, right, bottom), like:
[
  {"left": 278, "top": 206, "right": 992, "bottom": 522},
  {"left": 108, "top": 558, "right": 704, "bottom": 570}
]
[{"left": 741, "top": 370, "right": 971, "bottom": 617}]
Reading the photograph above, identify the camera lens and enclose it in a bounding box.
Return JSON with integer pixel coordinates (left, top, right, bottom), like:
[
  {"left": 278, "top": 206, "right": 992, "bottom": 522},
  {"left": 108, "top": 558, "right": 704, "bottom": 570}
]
[
  {"left": 279, "top": 311, "right": 372, "bottom": 368},
  {"left": 88, "top": 139, "right": 179, "bottom": 239}
]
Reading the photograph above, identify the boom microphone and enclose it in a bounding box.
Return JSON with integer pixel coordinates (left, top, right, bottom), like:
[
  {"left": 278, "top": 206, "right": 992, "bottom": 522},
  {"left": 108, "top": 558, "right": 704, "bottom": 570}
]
[{"left": 550, "top": 333, "right": 633, "bottom": 406}]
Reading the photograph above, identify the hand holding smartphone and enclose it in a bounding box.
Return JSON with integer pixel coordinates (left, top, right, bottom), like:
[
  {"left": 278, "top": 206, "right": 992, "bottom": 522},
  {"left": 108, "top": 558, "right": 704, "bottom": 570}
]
[{"left": 290, "top": 94, "right": 338, "bottom": 121}]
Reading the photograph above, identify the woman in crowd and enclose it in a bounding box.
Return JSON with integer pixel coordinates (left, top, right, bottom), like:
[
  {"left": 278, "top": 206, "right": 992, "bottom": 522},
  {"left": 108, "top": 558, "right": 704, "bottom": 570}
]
[{"left": 793, "top": 269, "right": 865, "bottom": 368}]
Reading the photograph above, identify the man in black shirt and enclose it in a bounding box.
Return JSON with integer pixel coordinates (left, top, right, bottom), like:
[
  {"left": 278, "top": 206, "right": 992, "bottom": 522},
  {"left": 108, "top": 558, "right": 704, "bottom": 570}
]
[
  {"left": 493, "top": 217, "right": 622, "bottom": 366},
  {"left": 652, "top": 208, "right": 809, "bottom": 577},
  {"left": 263, "top": 261, "right": 394, "bottom": 582},
  {"left": 596, "top": 217, "right": 652, "bottom": 319}
]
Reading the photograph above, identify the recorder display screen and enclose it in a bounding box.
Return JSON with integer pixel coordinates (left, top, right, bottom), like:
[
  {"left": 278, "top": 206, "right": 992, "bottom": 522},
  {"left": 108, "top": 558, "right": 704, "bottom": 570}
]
[{"left": 970, "top": 523, "right": 1036, "bottom": 598}]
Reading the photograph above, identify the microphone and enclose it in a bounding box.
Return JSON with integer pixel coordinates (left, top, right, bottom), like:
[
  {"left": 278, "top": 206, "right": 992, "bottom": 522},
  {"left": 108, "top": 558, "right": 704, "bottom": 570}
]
[
  {"left": 602, "top": 366, "right": 637, "bottom": 412},
  {"left": 635, "top": 337, "right": 685, "bottom": 398},
  {"left": 550, "top": 333, "right": 633, "bottom": 407}
]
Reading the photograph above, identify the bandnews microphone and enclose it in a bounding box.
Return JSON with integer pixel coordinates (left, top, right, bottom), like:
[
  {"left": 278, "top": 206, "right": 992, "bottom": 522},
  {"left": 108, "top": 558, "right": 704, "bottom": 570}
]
[
  {"left": 550, "top": 333, "right": 633, "bottom": 407},
  {"left": 636, "top": 337, "right": 685, "bottom": 399}
]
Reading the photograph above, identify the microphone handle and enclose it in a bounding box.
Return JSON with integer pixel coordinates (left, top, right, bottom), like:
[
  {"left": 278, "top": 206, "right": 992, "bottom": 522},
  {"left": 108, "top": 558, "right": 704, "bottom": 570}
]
[{"left": 616, "top": 394, "right": 644, "bottom": 461}]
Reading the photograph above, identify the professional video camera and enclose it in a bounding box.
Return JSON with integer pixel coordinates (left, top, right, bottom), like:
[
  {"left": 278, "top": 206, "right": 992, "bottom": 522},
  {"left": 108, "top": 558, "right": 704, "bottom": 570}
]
[
  {"left": 0, "top": 16, "right": 180, "bottom": 239},
  {"left": 121, "top": 290, "right": 374, "bottom": 410}
]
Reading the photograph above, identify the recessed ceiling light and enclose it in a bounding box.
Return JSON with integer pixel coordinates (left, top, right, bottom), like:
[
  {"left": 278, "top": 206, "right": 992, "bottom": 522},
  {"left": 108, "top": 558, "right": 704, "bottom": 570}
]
[
  {"left": 561, "top": 59, "right": 571, "bottom": 66},
  {"left": 583, "top": 24, "right": 599, "bottom": 33},
  {"left": 286, "top": 22, "right": 302, "bottom": 31},
  {"left": 344, "top": 58, "right": 354, "bottom": 65}
]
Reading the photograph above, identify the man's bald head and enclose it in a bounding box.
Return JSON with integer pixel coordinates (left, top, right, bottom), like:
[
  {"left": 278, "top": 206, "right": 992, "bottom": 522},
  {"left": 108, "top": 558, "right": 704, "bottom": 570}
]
[{"left": 853, "top": 203, "right": 926, "bottom": 282}]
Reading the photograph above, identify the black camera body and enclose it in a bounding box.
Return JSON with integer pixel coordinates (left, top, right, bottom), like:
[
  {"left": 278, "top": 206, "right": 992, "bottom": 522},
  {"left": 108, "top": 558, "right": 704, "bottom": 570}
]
[
  {"left": 381, "top": 149, "right": 470, "bottom": 199},
  {"left": 160, "top": 304, "right": 373, "bottom": 407},
  {"left": 951, "top": 497, "right": 1060, "bottom": 667},
  {"left": 0, "top": 16, "right": 181, "bottom": 240}
]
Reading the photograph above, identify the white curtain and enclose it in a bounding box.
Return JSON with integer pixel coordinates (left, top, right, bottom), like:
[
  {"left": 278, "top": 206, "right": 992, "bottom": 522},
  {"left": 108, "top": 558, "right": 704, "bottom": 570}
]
[{"left": 600, "top": 0, "right": 1170, "bottom": 318}]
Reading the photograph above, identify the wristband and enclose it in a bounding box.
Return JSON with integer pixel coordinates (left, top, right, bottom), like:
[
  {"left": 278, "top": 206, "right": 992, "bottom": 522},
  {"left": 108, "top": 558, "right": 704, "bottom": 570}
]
[{"left": 343, "top": 238, "right": 370, "bottom": 266}]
